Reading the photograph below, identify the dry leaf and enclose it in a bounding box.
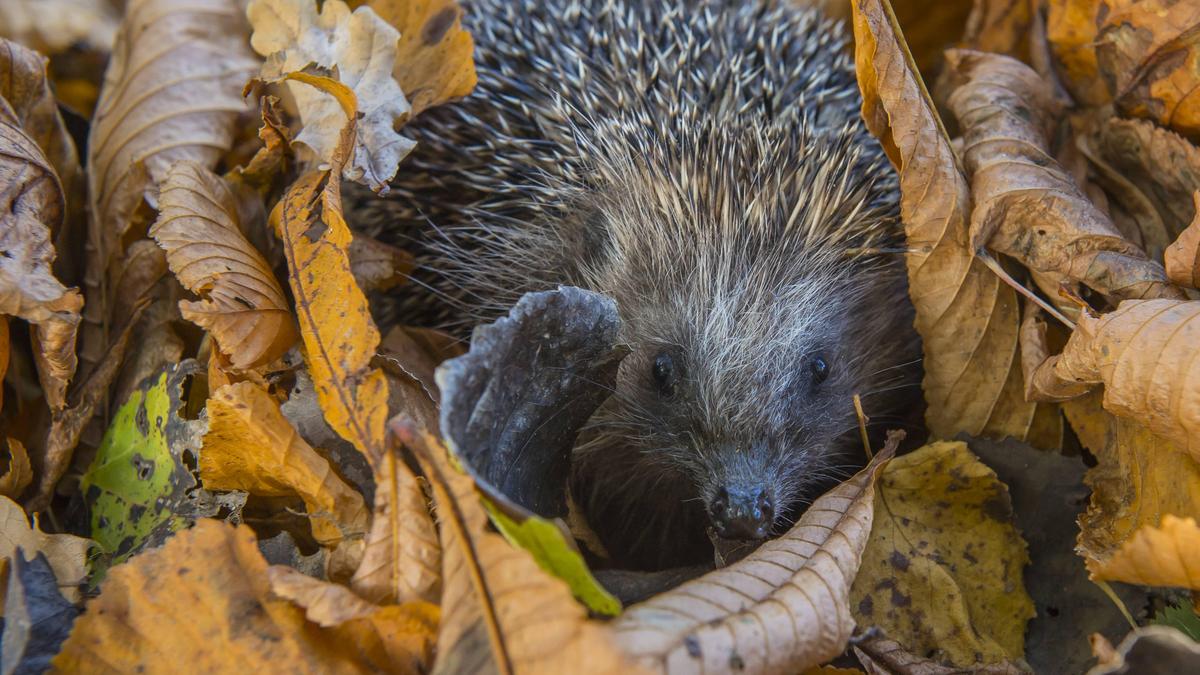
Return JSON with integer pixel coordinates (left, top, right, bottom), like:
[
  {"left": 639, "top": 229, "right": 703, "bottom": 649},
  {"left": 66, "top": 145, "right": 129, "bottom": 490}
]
[
  {"left": 200, "top": 381, "right": 369, "bottom": 549},
  {"left": 0, "top": 39, "right": 85, "bottom": 410},
  {"left": 272, "top": 80, "right": 389, "bottom": 467},
  {"left": 945, "top": 49, "right": 1180, "bottom": 302},
  {"left": 360, "top": 0, "right": 477, "bottom": 115},
  {"left": 1087, "top": 515, "right": 1200, "bottom": 589},
  {"left": 400, "top": 424, "right": 635, "bottom": 675},
  {"left": 853, "top": 636, "right": 1027, "bottom": 675},
  {"left": 962, "top": 0, "right": 1033, "bottom": 62},
  {"left": 248, "top": 0, "right": 416, "bottom": 191},
  {"left": 0, "top": 0, "right": 118, "bottom": 54},
  {"left": 267, "top": 564, "right": 438, "bottom": 673},
  {"left": 852, "top": 0, "right": 1051, "bottom": 444},
  {"left": 1165, "top": 192, "right": 1200, "bottom": 289},
  {"left": 350, "top": 441, "right": 440, "bottom": 605},
  {"left": 1027, "top": 300, "right": 1200, "bottom": 460},
  {"left": 1064, "top": 392, "right": 1200, "bottom": 571},
  {"left": 1093, "top": 118, "right": 1200, "bottom": 241},
  {"left": 83, "top": 0, "right": 257, "bottom": 371},
  {"left": 52, "top": 519, "right": 408, "bottom": 673},
  {"left": 1086, "top": 626, "right": 1200, "bottom": 674},
  {"left": 850, "top": 441, "right": 1034, "bottom": 669},
  {"left": 150, "top": 161, "right": 297, "bottom": 369},
  {"left": 0, "top": 438, "right": 32, "bottom": 500},
  {"left": 1096, "top": 0, "right": 1200, "bottom": 142},
  {"left": 1045, "top": 0, "right": 1111, "bottom": 106},
  {"left": 612, "top": 435, "right": 897, "bottom": 674},
  {"left": 350, "top": 234, "right": 414, "bottom": 293},
  {"left": 0, "top": 496, "right": 89, "bottom": 603}
]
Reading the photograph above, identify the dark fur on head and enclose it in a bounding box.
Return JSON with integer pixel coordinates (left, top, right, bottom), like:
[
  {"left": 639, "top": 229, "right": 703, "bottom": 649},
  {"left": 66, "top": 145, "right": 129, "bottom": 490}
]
[{"left": 354, "top": 0, "right": 922, "bottom": 569}]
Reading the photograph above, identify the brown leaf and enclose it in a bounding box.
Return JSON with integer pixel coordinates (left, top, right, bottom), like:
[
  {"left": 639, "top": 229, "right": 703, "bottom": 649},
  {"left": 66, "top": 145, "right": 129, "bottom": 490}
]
[
  {"left": 272, "top": 77, "right": 389, "bottom": 468},
  {"left": 1028, "top": 300, "right": 1200, "bottom": 459},
  {"left": 1086, "top": 514, "right": 1200, "bottom": 589},
  {"left": 350, "top": 440, "right": 440, "bottom": 605},
  {"left": 0, "top": 39, "right": 84, "bottom": 410},
  {"left": 200, "top": 382, "right": 369, "bottom": 550},
  {"left": 400, "top": 424, "right": 635, "bottom": 675},
  {"left": 267, "top": 564, "right": 438, "bottom": 673},
  {"left": 0, "top": 438, "right": 32, "bottom": 500},
  {"left": 0, "top": 0, "right": 118, "bottom": 54},
  {"left": 150, "top": 161, "right": 297, "bottom": 369},
  {"left": 611, "top": 434, "right": 898, "bottom": 673},
  {"left": 1096, "top": 0, "right": 1200, "bottom": 142},
  {"left": 851, "top": 0, "right": 1050, "bottom": 444},
  {"left": 82, "top": 0, "right": 257, "bottom": 372},
  {"left": 350, "top": 233, "right": 415, "bottom": 293},
  {"left": 0, "top": 495, "right": 89, "bottom": 603},
  {"left": 1165, "top": 191, "right": 1200, "bottom": 289},
  {"left": 362, "top": 0, "right": 477, "bottom": 116},
  {"left": 853, "top": 636, "right": 1027, "bottom": 675},
  {"left": 1064, "top": 392, "right": 1200, "bottom": 571},
  {"left": 945, "top": 49, "right": 1181, "bottom": 302},
  {"left": 27, "top": 302, "right": 144, "bottom": 512},
  {"left": 962, "top": 0, "right": 1033, "bottom": 62},
  {"left": 1093, "top": 118, "right": 1200, "bottom": 241},
  {"left": 52, "top": 519, "right": 409, "bottom": 673}
]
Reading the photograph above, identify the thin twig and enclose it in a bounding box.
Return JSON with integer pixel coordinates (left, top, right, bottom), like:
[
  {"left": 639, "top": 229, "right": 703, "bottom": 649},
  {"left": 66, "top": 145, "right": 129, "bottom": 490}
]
[
  {"left": 975, "top": 249, "right": 1077, "bottom": 330},
  {"left": 853, "top": 393, "right": 873, "bottom": 460}
]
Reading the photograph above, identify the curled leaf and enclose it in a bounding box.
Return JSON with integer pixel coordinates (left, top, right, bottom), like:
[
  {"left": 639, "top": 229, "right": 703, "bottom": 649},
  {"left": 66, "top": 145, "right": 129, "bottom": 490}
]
[
  {"left": 248, "top": 0, "right": 415, "bottom": 191},
  {"left": 1087, "top": 515, "right": 1200, "bottom": 589},
  {"left": 611, "top": 435, "right": 898, "bottom": 674},
  {"left": 0, "top": 438, "right": 32, "bottom": 500},
  {"left": 400, "top": 424, "right": 633, "bottom": 675},
  {"left": 852, "top": 0, "right": 1050, "bottom": 444},
  {"left": 945, "top": 49, "right": 1180, "bottom": 302},
  {"left": 1165, "top": 192, "right": 1200, "bottom": 289},
  {"left": 200, "top": 382, "right": 369, "bottom": 549},
  {"left": 150, "top": 161, "right": 297, "bottom": 369},
  {"left": 83, "top": 0, "right": 257, "bottom": 370},
  {"left": 1028, "top": 299, "right": 1200, "bottom": 460}
]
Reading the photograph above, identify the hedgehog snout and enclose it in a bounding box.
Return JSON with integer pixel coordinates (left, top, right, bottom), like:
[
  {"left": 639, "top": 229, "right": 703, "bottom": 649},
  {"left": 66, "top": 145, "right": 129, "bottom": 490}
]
[{"left": 707, "top": 484, "right": 775, "bottom": 540}]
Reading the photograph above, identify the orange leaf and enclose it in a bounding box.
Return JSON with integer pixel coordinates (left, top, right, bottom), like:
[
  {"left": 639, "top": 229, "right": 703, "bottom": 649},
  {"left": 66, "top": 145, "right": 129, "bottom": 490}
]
[
  {"left": 1165, "top": 191, "right": 1200, "bottom": 289},
  {"left": 1087, "top": 515, "right": 1200, "bottom": 589},
  {"left": 365, "top": 0, "right": 477, "bottom": 116}
]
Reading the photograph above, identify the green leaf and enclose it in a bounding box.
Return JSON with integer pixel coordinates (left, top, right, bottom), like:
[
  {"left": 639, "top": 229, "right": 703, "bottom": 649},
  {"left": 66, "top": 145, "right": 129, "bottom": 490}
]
[
  {"left": 483, "top": 499, "right": 621, "bottom": 617},
  {"left": 81, "top": 363, "right": 204, "bottom": 581},
  {"left": 1156, "top": 603, "right": 1200, "bottom": 642}
]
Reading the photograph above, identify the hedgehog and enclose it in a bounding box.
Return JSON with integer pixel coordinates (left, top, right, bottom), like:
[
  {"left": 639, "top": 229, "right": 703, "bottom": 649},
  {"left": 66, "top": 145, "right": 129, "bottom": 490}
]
[{"left": 352, "top": 0, "right": 922, "bottom": 571}]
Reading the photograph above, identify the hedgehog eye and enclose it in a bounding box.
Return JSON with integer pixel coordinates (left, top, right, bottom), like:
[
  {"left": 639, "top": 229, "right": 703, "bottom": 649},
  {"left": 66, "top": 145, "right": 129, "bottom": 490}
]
[
  {"left": 652, "top": 352, "right": 677, "bottom": 397},
  {"left": 809, "top": 355, "right": 830, "bottom": 385}
]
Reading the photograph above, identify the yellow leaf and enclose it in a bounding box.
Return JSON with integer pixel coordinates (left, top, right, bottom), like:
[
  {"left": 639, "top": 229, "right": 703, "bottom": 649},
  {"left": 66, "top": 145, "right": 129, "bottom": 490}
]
[
  {"left": 267, "top": 564, "right": 438, "bottom": 673},
  {"left": 1087, "top": 515, "right": 1200, "bottom": 589},
  {"left": 82, "top": 0, "right": 257, "bottom": 373},
  {"left": 1045, "top": 0, "right": 1111, "bottom": 107},
  {"left": 0, "top": 438, "right": 32, "bottom": 500},
  {"left": 1165, "top": 191, "right": 1200, "bottom": 289},
  {"left": 52, "top": 519, "right": 397, "bottom": 673},
  {"left": 851, "top": 0, "right": 1051, "bottom": 444},
  {"left": 613, "top": 435, "right": 897, "bottom": 673},
  {"left": 400, "top": 424, "right": 636, "bottom": 675},
  {"left": 363, "top": 0, "right": 477, "bottom": 116},
  {"left": 1064, "top": 393, "right": 1200, "bottom": 572},
  {"left": 150, "top": 161, "right": 298, "bottom": 369},
  {"left": 0, "top": 495, "right": 89, "bottom": 603},
  {"left": 200, "top": 382, "right": 369, "bottom": 549},
  {"left": 275, "top": 164, "right": 389, "bottom": 466},
  {"left": 944, "top": 49, "right": 1181, "bottom": 302},
  {"left": 850, "top": 441, "right": 1034, "bottom": 669},
  {"left": 1028, "top": 300, "right": 1200, "bottom": 460},
  {"left": 1096, "top": 0, "right": 1200, "bottom": 142}
]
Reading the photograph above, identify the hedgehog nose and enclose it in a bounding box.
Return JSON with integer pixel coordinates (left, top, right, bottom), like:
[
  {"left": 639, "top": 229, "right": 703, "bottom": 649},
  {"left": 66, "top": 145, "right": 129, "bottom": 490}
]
[{"left": 709, "top": 487, "right": 774, "bottom": 540}]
